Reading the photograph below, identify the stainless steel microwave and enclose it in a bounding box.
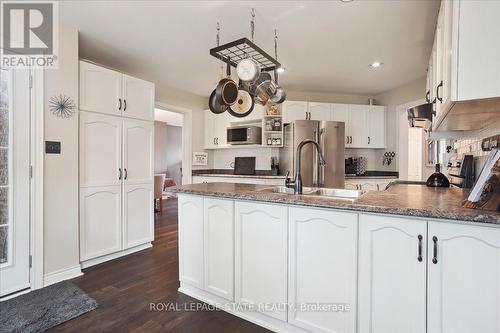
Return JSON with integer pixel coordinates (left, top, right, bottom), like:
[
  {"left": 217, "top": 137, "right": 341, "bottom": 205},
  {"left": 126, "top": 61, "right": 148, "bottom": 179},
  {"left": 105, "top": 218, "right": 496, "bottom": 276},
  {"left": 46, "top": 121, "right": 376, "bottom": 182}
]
[{"left": 227, "top": 125, "right": 262, "bottom": 145}]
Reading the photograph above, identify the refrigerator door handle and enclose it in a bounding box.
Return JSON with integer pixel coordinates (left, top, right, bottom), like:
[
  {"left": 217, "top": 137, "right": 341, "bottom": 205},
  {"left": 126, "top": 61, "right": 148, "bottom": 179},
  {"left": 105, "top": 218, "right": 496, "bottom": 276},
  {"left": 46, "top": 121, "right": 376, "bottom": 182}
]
[
  {"left": 319, "top": 128, "right": 325, "bottom": 186},
  {"left": 312, "top": 129, "right": 318, "bottom": 186}
]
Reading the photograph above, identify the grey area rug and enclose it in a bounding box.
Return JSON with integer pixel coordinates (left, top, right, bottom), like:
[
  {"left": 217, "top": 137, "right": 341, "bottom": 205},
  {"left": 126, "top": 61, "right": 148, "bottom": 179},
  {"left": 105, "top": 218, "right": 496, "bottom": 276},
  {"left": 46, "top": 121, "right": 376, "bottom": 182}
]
[{"left": 0, "top": 281, "right": 97, "bottom": 333}]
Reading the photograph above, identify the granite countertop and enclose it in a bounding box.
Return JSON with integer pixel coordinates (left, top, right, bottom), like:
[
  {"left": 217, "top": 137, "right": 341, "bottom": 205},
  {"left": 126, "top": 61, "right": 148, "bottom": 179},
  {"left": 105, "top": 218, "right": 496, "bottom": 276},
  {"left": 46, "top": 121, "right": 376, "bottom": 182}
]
[{"left": 169, "top": 182, "right": 500, "bottom": 225}]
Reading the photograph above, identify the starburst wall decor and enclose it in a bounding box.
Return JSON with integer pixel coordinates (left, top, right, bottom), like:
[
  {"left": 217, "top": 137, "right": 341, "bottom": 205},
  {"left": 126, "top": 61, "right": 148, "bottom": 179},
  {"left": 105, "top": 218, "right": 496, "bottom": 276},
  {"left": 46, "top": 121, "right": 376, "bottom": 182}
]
[{"left": 49, "top": 94, "right": 76, "bottom": 118}]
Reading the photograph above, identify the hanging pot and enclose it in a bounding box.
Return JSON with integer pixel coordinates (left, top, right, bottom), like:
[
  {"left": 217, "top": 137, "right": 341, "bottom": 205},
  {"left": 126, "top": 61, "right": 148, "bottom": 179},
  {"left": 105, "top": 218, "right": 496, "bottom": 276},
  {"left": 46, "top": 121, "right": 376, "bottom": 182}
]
[
  {"left": 251, "top": 72, "right": 277, "bottom": 105},
  {"left": 208, "top": 89, "right": 227, "bottom": 114},
  {"left": 270, "top": 69, "right": 286, "bottom": 104},
  {"left": 228, "top": 81, "right": 254, "bottom": 118},
  {"left": 236, "top": 58, "right": 261, "bottom": 82},
  {"left": 215, "top": 61, "right": 238, "bottom": 106}
]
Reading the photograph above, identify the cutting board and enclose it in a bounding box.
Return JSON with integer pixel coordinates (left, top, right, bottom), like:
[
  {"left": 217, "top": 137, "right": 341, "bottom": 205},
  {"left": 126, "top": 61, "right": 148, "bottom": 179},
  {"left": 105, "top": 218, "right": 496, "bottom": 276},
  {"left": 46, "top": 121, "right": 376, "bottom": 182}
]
[{"left": 234, "top": 157, "right": 256, "bottom": 175}]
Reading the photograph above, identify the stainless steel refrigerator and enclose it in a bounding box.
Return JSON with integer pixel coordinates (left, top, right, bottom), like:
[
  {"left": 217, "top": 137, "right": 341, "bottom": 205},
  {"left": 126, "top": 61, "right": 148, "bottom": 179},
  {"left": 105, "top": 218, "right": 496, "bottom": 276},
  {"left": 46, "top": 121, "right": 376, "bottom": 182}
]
[{"left": 279, "top": 120, "right": 345, "bottom": 188}]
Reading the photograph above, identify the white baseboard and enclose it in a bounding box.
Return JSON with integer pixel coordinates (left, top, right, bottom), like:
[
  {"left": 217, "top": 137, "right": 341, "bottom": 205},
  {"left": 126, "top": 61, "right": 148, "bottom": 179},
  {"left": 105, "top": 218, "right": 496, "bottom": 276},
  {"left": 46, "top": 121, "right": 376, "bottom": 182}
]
[
  {"left": 44, "top": 265, "right": 83, "bottom": 287},
  {"left": 81, "top": 243, "right": 152, "bottom": 269}
]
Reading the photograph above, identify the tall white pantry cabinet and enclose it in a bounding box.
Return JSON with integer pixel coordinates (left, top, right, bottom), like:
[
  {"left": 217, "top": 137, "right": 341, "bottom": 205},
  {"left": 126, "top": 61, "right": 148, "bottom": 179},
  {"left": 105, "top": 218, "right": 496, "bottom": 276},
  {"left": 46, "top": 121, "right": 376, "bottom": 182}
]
[{"left": 79, "top": 60, "right": 155, "bottom": 266}]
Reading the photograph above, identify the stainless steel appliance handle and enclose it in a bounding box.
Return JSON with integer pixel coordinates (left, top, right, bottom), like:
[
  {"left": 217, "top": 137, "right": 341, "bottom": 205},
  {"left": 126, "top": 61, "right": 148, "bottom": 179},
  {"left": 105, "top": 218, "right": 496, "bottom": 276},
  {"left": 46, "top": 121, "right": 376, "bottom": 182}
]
[
  {"left": 312, "top": 130, "right": 318, "bottom": 186},
  {"left": 319, "top": 128, "right": 325, "bottom": 186}
]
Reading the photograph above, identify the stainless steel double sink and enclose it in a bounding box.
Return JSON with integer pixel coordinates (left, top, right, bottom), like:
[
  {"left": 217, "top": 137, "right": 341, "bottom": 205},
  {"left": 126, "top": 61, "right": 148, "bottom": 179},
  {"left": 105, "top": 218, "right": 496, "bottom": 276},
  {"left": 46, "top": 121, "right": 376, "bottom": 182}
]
[{"left": 255, "top": 186, "right": 365, "bottom": 199}]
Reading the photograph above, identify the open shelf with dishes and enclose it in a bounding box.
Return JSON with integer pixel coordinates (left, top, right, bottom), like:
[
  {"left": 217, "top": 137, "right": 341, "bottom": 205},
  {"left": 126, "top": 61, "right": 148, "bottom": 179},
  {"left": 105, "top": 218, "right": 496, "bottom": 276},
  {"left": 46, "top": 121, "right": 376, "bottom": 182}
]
[{"left": 262, "top": 105, "right": 284, "bottom": 147}]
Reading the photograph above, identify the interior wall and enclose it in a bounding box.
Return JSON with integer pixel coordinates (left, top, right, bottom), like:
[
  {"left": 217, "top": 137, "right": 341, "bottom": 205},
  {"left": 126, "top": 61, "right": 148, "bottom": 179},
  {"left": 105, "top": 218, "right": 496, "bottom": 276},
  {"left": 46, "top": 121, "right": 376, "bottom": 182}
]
[
  {"left": 43, "top": 24, "right": 80, "bottom": 280},
  {"left": 374, "top": 77, "right": 427, "bottom": 174},
  {"left": 212, "top": 148, "right": 280, "bottom": 170},
  {"left": 286, "top": 90, "right": 372, "bottom": 105},
  {"left": 154, "top": 121, "right": 167, "bottom": 174},
  {"left": 165, "top": 125, "right": 183, "bottom": 184}
]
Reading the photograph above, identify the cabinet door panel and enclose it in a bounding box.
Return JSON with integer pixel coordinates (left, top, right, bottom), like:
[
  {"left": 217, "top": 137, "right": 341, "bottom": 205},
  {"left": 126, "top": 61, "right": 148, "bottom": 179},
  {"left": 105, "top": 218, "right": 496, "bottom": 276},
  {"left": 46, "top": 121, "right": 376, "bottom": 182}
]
[
  {"left": 204, "top": 198, "right": 234, "bottom": 301},
  {"left": 122, "top": 74, "right": 154, "bottom": 121},
  {"left": 289, "top": 207, "right": 357, "bottom": 333},
  {"left": 332, "top": 104, "right": 350, "bottom": 147},
  {"left": 349, "top": 105, "right": 369, "bottom": 148},
  {"left": 358, "top": 214, "right": 427, "bottom": 333},
  {"left": 235, "top": 202, "right": 288, "bottom": 321},
  {"left": 80, "top": 186, "right": 122, "bottom": 260},
  {"left": 283, "top": 101, "right": 308, "bottom": 123},
  {"left": 123, "top": 183, "right": 153, "bottom": 249},
  {"left": 123, "top": 119, "right": 153, "bottom": 184},
  {"left": 80, "top": 112, "right": 122, "bottom": 187},
  {"left": 79, "top": 61, "right": 122, "bottom": 116},
  {"left": 308, "top": 102, "right": 332, "bottom": 121},
  {"left": 428, "top": 222, "right": 500, "bottom": 333},
  {"left": 368, "top": 106, "right": 385, "bottom": 148},
  {"left": 178, "top": 195, "right": 204, "bottom": 288}
]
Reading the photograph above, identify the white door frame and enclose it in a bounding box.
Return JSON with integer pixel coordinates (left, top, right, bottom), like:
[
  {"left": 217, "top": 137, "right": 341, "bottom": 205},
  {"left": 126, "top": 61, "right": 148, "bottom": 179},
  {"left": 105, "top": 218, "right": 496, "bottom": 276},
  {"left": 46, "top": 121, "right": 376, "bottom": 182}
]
[
  {"left": 30, "top": 68, "right": 44, "bottom": 291},
  {"left": 155, "top": 102, "right": 193, "bottom": 185}
]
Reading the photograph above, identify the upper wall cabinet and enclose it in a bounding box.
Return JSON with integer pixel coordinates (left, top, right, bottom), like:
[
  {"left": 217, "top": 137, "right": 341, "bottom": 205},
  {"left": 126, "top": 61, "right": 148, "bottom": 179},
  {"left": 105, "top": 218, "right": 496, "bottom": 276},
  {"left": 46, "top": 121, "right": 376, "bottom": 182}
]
[
  {"left": 79, "top": 61, "right": 154, "bottom": 121},
  {"left": 429, "top": 0, "right": 500, "bottom": 131}
]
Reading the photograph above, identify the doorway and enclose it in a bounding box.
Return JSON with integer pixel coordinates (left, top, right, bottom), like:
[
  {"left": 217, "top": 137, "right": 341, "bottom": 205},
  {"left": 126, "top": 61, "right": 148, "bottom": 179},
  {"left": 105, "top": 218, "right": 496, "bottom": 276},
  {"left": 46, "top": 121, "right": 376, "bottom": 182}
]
[{"left": 0, "top": 69, "right": 31, "bottom": 297}]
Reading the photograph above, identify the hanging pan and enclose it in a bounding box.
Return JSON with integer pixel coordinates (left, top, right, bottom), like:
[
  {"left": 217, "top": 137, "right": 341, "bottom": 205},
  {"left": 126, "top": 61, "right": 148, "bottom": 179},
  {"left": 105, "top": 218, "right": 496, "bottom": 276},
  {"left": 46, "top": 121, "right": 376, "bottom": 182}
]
[
  {"left": 209, "top": 65, "right": 228, "bottom": 114},
  {"left": 270, "top": 69, "right": 286, "bottom": 104},
  {"left": 251, "top": 72, "right": 277, "bottom": 105},
  {"left": 215, "top": 60, "right": 238, "bottom": 106},
  {"left": 228, "top": 80, "right": 254, "bottom": 118}
]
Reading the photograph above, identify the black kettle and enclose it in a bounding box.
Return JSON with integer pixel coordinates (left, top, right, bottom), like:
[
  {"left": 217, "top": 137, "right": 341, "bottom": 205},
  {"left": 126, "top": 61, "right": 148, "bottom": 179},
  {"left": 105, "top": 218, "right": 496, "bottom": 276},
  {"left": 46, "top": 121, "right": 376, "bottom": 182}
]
[{"left": 426, "top": 164, "right": 450, "bottom": 187}]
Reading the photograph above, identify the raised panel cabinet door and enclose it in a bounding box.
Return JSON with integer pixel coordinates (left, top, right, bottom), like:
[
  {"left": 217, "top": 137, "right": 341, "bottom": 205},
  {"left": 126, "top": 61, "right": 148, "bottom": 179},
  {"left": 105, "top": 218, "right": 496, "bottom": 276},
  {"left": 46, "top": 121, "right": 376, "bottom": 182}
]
[
  {"left": 308, "top": 102, "right": 332, "bottom": 121},
  {"left": 123, "top": 183, "right": 153, "bottom": 249},
  {"left": 288, "top": 207, "right": 358, "bottom": 333},
  {"left": 428, "top": 222, "right": 500, "bottom": 333},
  {"left": 123, "top": 119, "right": 153, "bottom": 184},
  {"left": 283, "top": 101, "right": 308, "bottom": 123},
  {"left": 204, "top": 110, "right": 217, "bottom": 149},
  {"left": 215, "top": 112, "right": 230, "bottom": 147},
  {"left": 80, "top": 112, "right": 122, "bottom": 187},
  {"left": 178, "top": 195, "right": 204, "bottom": 288},
  {"left": 358, "top": 214, "right": 427, "bottom": 333},
  {"left": 80, "top": 186, "right": 122, "bottom": 261},
  {"left": 332, "top": 104, "right": 351, "bottom": 147},
  {"left": 349, "top": 105, "right": 369, "bottom": 148},
  {"left": 79, "top": 61, "right": 122, "bottom": 116},
  {"left": 121, "top": 74, "right": 155, "bottom": 121},
  {"left": 203, "top": 198, "right": 234, "bottom": 301},
  {"left": 235, "top": 201, "right": 288, "bottom": 321},
  {"left": 368, "top": 106, "right": 385, "bottom": 148}
]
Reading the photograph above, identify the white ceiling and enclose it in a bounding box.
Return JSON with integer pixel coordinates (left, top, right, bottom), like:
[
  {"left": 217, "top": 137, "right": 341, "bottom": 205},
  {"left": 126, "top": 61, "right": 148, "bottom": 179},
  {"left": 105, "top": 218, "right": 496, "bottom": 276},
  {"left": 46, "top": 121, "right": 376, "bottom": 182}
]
[{"left": 60, "top": 0, "right": 439, "bottom": 98}]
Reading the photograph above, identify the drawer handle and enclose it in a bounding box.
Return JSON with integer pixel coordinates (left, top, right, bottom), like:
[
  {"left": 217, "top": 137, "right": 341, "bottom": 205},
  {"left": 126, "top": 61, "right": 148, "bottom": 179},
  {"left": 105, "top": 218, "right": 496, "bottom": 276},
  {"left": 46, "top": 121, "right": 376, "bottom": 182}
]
[
  {"left": 417, "top": 234, "right": 423, "bottom": 262},
  {"left": 432, "top": 236, "right": 438, "bottom": 264}
]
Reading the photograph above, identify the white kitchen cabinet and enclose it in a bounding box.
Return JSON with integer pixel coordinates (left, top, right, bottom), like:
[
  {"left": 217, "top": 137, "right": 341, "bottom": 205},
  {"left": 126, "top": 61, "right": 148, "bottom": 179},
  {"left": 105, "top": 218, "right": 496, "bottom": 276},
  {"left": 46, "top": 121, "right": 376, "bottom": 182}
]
[
  {"left": 178, "top": 195, "right": 204, "bottom": 289},
  {"left": 427, "top": 222, "right": 500, "bottom": 333},
  {"left": 367, "top": 106, "right": 385, "bottom": 148},
  {"left": 191, "top": 176, "right": 284, "bottom": 186},
  {"left": 80, "top": 112, "right": 122, "bottom": 188},
  {"left": 79, "top": 60, "right": 154, "bottom": 121},
  {"left": 283, "top": 101, "right": 309, "bottom": 123},
  {"left": 288, "top": 207, "right": 357, "bottom": 333},
  {"left": 349, "top": 105, "right": 369, "bottom": 148},
  {"left": 203, "top": 198, "right": 234, "bottom": 301},
  {"left": 80, "top": 186, "right": 122, "bottom": 261},
  {"left": 358, "top": 214, "right": 427, "bottom": 333},
  {"left": 235, "top": 202, "right": 288, "bottom": 321},
  {"left": 332, "top": 103, "right": 351, "bottom": 147},
  {"left": 121, "top": 74, "right": 154, "bottom": 121},
  {"left": 204, "top": 111, "right": 229, "bottom": 149},
  {"left": 123, "top": 119, "right": 153, "bottom": 184},
  {"left": 79, "top": 61, "right": 122, "bottom": 116},
  {"left": 308, "top": 102, "right": 332, "bottom": 121},
  {"left": 123, "top": 183, "right": 153, "bottom": 249}
]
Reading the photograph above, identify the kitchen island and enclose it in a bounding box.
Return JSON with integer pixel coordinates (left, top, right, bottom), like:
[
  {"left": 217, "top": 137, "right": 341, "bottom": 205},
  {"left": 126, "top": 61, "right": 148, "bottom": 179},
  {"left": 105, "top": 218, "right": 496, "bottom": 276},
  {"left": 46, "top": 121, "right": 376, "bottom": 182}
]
[{"left": 169, "top": 182, "right": 500, "bottom": 333}]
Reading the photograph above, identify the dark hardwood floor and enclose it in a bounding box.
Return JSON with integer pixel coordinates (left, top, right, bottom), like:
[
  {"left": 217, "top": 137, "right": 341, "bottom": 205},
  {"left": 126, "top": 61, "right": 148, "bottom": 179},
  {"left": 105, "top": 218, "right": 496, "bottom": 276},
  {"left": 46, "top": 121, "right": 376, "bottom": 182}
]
[{"left": 48, "top": 198, "right": 270, "bottom": 333}]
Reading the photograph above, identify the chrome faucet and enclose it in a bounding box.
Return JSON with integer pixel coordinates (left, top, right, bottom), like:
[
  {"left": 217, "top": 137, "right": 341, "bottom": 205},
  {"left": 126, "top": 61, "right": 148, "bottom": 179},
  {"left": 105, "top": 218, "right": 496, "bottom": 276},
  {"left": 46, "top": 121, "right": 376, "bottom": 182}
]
[{"left": 285, "top": 139, "right": 326, "bottom": 194}]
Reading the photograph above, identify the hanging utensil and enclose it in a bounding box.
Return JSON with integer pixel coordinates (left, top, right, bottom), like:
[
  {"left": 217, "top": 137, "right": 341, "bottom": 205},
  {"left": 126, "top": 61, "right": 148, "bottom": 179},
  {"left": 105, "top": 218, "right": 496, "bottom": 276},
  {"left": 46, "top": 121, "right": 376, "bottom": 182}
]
[
  {"left": 215, "top": 59, "right": 238, "bottom": 106},
  {"left": 252, "top": 72, "right": 277, "bottom": 105},
  {"left": 270, "top": 29, "right": 286, "bottom": 104},
  {"left": 236, "top": 9, "right": 261, "bottom": 82},
  {"left": 209, "top": 63, "right": 228, "bottom": 114},
  {"left": 228, "top": 80, "right": 254, "bottom": 118}
]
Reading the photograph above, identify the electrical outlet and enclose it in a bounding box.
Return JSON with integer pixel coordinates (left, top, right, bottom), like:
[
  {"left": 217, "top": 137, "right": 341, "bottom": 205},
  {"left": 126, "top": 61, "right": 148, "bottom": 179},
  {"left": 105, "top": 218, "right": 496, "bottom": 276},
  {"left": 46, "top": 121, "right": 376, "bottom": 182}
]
[{"left": 45, "top": 141, "right": 61, "bottom": 154}]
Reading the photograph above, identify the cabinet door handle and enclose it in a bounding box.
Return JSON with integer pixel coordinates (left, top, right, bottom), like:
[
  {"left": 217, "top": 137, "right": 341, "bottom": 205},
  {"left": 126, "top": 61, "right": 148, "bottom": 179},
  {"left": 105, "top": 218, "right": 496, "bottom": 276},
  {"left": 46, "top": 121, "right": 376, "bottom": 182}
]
[
  {"left": 417, "top": 234, "right": 423, "bottom": 262},
  {"left": 368, "top": 136, "right": 371, "bottom": 144},
  {"left": 118, "top": 168, "right": 122, "bottom": 180},
  {"left": 350, "top": 136, "right": 353, "bottom": 144},
  {"left": 425, "top": 90, "right": 431, "bottom": 103},
  {"left": 436, "top": 81, "right": 443, "bottom": 104},
  {"left": 124, "top": 168, "right": 128, "bottom": 180},
  {"left": 346, "top": 136, "right": 349, "bottom": 144},
  {"left": 432, "top": 236, "right": 438, "bottom": 264},
  {"left": 118, "top": 98, "right": 122, "bottom": 110},
  {"left": 124, "top": 99, "right": 127, "bottom": 111}
]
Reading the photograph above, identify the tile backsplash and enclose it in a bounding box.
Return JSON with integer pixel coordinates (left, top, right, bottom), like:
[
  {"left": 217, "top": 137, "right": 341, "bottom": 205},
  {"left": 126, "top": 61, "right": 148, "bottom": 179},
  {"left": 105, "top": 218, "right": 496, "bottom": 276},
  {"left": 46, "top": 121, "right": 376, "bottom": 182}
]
[
  {"left": 211, "top": 148, "right": 280, "bottom": 170},
  {"left": 454, "top": 126, "right": 500, "bottom": 173}
]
